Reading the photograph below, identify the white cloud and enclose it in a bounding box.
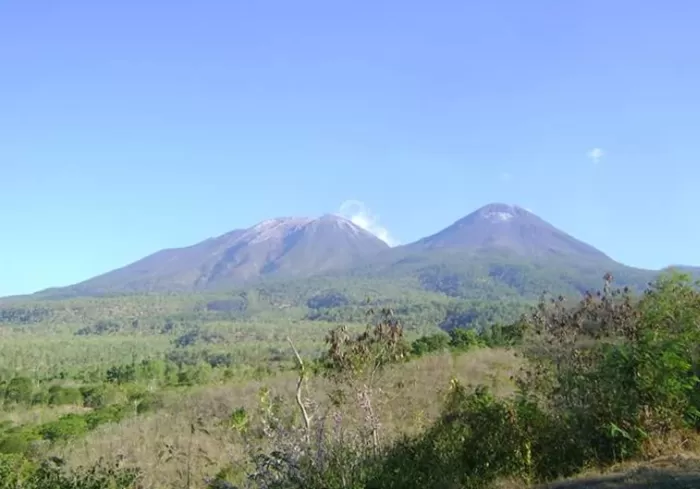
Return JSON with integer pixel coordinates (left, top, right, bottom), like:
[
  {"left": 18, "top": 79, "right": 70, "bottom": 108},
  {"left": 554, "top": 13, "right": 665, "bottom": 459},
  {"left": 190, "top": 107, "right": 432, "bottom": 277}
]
[
  {"left": 500, "top": 171, "right": 513, "bottom": 181},
  {"left": 337, "top": 200, "right": 398, "bottom": 246},
  {"left": 587, "top": 147, "right": 605, "bottom": 164}
]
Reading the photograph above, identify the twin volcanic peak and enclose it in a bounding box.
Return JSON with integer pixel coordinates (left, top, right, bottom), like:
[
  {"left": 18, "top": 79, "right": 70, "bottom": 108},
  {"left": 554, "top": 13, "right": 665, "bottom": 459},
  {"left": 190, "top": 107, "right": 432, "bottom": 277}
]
[{"left": 40, "top": 203, "right": 617, "bottom": 296}]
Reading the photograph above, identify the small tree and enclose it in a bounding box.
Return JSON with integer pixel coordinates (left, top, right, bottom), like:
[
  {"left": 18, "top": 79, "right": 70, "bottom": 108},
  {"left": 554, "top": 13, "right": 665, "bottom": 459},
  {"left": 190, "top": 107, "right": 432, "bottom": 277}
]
[{"left": 321, "top": 307, "right": 409, "bottom": 453}]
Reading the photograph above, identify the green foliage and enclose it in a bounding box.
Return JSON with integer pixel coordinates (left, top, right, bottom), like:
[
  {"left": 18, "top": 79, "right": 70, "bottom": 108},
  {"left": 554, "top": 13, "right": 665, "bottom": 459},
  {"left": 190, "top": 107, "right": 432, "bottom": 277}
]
[
  {"left": 80, "top": 384, "right": 117, "bottom": 409},
  {"left": 48, "top": 385, "right": 83, "bottom": 406},
  {"left": 0, "top": 457, "right": 140, "bottom": 489},
  {"left": 409, "top": 332, "right": 449, "bottom": 356},
  {"left": 0, "top": 454, "right": 35, "bottom": 488},
  {"left": 4, "top": 377, "right": 33, "bottom": 405},
  {"left": 0, "top": 306, "right": 50, "bottom": 324},
  {"left": 75, "top": 319, "right": 123, "bottom": 336},
  {"left": 514, "top": 272, "right": 700, "bottom": 473},
  {"left": 439, "top": 300, "right": 529, "bottom": 331},
  {"left": 0, "top": 430, "right": 41, "bottom": 455},
  {"left": 479, "top": 320, "right": 527, "bottom": 347},
  {"left": 39, "top": 414, "right": 88, "bottom": 441},
  {"left": 448, "top": 328, "right": 486, "bottom": 351},
  {"left": 370, "top": 384, "right": 530, "bottom": 489},
  {"left": 306, "top": 290, "right": 350, "bottom": 309},
  {"left": 228, "top": 407, "right": 249, "bottom": 433},
  {"left": 84, "top": 404, "right": 131, "bottom": 429}
]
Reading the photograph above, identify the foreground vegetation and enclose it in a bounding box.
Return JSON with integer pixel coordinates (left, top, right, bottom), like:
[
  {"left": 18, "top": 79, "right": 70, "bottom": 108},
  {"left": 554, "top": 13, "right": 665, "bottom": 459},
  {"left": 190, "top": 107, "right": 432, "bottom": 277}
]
[{"left": 0, "top": 272, "right": 699, "bottom": 487}]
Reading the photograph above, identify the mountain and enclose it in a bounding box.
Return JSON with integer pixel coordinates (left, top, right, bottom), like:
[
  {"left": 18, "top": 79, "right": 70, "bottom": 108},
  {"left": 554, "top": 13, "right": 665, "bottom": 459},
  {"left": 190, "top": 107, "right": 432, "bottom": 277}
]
[
  {"left": 344, "top": 203, "right": 656, "bottom": 299},
  {"left": 30, "top": 203, "right": 697, "bottom": 301},
  {"left": 406, "top": 203, "right": 610, "bottom": 260},
  {"left": 52, "top": 215, "right": 389, "bottom": 295}
]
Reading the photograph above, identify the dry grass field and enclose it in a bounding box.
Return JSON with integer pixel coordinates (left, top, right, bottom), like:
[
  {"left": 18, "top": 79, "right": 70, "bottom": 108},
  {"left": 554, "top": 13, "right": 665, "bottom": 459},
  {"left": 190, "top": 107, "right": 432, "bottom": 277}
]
[{"left": 52, "top": 348, "right": 522, "bottom": 488}]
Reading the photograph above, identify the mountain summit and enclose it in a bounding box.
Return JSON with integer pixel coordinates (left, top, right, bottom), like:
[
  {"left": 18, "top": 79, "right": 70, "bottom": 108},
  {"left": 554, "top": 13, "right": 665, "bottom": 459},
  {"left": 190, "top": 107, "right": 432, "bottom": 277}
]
[
  {"left": 62, "top": 214, "right": 389, "bottom": 295},
  {"left": 408, "top": 203, "right": 610, "bottom": 260}
]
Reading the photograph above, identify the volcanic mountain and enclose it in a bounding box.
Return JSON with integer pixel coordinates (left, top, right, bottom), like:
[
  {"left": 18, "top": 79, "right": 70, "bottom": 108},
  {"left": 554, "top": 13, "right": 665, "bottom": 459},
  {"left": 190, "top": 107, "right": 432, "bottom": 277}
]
[
  {"left": 405, "top": 203, "right": 610, "bottom": 260},
  {"left": 32, "top": 203, "right": 691, "bottom": 300},
  {"left": 58, "top": 214, "right": 390, "bottom": 295},
  {"left": 353, "top": 203, "right": 654, "bottom": 299}
]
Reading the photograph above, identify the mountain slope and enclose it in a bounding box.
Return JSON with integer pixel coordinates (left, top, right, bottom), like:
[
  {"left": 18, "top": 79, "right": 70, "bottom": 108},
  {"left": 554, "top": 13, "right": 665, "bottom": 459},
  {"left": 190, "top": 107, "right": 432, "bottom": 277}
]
[{"left": 56, "top": 215, "right": 389, "bottom": 295}]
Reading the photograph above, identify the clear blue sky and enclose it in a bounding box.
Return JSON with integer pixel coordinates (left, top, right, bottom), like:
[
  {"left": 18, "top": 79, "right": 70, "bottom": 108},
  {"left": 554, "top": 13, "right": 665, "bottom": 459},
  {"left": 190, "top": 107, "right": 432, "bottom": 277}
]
[{"left": 1, "top": 0, "right": 699, "bottom": 296}]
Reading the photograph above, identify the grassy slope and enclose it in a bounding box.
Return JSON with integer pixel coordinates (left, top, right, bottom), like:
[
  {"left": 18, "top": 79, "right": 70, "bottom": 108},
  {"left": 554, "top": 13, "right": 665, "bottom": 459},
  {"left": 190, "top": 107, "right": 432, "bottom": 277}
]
[{"left": 52, "top": 349, "right": 522, "bottom": 488}]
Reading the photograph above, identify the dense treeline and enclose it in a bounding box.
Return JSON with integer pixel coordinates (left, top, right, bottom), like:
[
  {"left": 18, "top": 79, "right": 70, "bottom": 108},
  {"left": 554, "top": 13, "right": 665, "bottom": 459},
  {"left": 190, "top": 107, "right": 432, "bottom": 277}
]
[{"left": 1, "top": 285, "right": 532, "bottom": 338}]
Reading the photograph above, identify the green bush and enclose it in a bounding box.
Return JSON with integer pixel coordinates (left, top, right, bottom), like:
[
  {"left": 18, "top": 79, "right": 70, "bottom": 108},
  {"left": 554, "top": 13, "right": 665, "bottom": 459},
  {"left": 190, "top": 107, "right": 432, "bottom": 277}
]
[
  {"left": 0, "top": 457, "right": 140, "bottom": 489},
  {"left": 0, "top": 453, "right": 35, "bottom": 488},
  {"left": 448, "top": 328, "right": 485, "bottom": 351},
  {"left": 80, "top": 384, "right": 117, "bottom": 409},
  {"left": 39, "top": 414, "right": 88, "bottom": 442},
  {"left": 4, "top": 377, "right": 33, "bottom": 405},
  {"left": 31, "top": 390, "right": 49, "bottom": 406},
  {"left": 48, "top": 385, "right": 83, "bottom": 406},
  {"left": 514, "top": 272, "right": 700, "bottom": 478},
  {"left": 410, "top": 333, "right": 449, "bottom": 356},
  {"left": 135, "top": 392, "right": 165, "bottom": 414},
  {"left": 0, "top": 430, "right": 41, "bottom": 455},
  {"left": 84, "top": 404, "right": 131, "bottom": 430},
  {"left": 370, "top": 384, "right": 530, "bottom": 489}
]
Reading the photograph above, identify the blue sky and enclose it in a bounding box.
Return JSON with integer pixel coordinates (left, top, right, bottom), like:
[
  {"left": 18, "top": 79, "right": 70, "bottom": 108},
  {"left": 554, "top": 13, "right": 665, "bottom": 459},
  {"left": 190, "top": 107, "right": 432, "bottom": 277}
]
[{"left": 1, "top": 0, "right": 699, "bottom": 296}]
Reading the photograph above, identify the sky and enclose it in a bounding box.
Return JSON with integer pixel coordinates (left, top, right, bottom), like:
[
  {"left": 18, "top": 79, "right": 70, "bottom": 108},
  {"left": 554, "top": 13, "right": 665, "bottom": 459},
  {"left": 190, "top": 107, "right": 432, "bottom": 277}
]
[{"left": 1, "top": 0, "right": 699, "bottom": 296}]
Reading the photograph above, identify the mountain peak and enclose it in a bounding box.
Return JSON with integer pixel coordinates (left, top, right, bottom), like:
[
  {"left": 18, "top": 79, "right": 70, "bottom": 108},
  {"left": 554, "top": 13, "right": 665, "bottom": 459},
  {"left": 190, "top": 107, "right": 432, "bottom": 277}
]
[
  {"left": 408, "top": 202, "right": 610, "bottom": 260},
  {"left": 472, "top": 203, "right": 530, "bottom": 223}
]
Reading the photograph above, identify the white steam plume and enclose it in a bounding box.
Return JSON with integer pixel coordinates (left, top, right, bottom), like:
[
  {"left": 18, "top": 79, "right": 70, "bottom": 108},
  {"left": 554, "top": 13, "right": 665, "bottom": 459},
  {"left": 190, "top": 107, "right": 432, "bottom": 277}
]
[{"left": 338, "top": 200, "right": 398, "bottom": 246}]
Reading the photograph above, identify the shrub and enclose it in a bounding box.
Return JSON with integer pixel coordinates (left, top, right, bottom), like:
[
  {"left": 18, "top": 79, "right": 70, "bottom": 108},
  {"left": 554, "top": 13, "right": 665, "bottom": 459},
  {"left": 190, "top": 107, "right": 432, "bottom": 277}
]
[
  {"left": 48, "top": 385, "right": 83, "bottom": 406},
  {"left": 135, "top": 393, "right": 165, "bottom": 414},
  {"left": 370, "top": 384, "right": 530, "bottom": 489},
  {"left": 515, "top": 272, "right": 700, "bottom": 477},
  {"left": 448, "top": 327, "right": 485, "bottom": 351},
  {"left": 39, "top": 414, "right": 88, "bottom": 442},
  {"left": 410, "top": 333, "right": 449, "bottom": 356},
  {"left": 4, "top": 377, "right": 33, "bottom": 405},
  {"left": 23, "top": 458, "right": 140, "bottom": 489},
  {"left": 84, "top": 404, "right": 131, "bottom": 430},
  {"left": 31, "top": 390, "right": 49, "bottom": 406},
  {"left": 0, "top": 430, "right": 41, "bottom": 455},
  {"left": 80, "top": 385, "right": 117, "bottom": 409},
  {"left": 0, "top": 453, "right": 35, "bottom": 488}
]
